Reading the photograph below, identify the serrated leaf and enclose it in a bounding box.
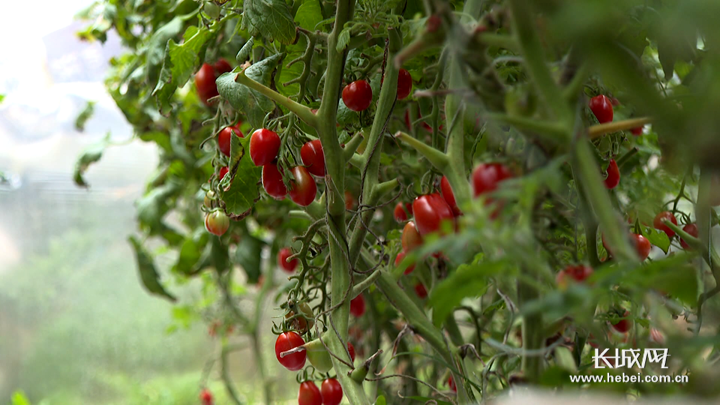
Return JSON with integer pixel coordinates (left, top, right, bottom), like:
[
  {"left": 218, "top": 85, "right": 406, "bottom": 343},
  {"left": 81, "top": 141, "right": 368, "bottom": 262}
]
[
  {"left": 336, "top": 26, "right": 351, "bottom": 52},
  {"left": 220, "top": 134, "right": 262, "bottom": 215},
  {"left": 74, "top": 101, "right": 95, "bottom": 131},
  {"left": 217, "top": 53, "right": 282, "bottom": 127},
  {"left": 295, "top": 0, "right": 323, "bottom": 31},
  {"left": 234, "top": 234, "right": 265, "bottom": 283},
  {"left": 153, "top": 25, "right": 214, "bottom": 114},
  {"left": 241, "top": 0, "right": 297, "bottom": 45},
  {"left": 236, "top": 37, "right": 255, "bottom": 63},
  {"left": 128, "top": 236, "right": 177, "bottom": 302},
  {"left": 428, "top": 259, "right": 507, "bottom": 327},
  {"left": 73, "top": 137, "right": 108, "bottom": 188}
]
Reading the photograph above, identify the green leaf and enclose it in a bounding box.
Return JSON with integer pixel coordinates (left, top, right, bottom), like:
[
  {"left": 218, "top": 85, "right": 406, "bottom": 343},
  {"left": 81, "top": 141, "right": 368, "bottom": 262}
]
[
  {"left": 618, "top": 252, "right": 698, "bottom": 304},
  {"left": 236, "top": 37, "right": 255, "bottom": 63},
  {"left": 374, "top": 395, "right": 386, "bottom": 405},
  {"left": 220, "top": 134, "right": 262, "bottom": 215},
  {"left": 641, "top": 225, "right": 670, "bottom": 254},
  {"left": 210, "top": 236, "right": 230, "bottom": 274},
  {"left": 173, "top": 229, "right": 209, "bottom": 276},
  {"left": 241, "top": 0, "right": 297, "bottom": 45},
  {"left": 295, "top": 0, "right": 323, "bottom": 31},
  {"left": 234, "top": 234, "right": 265, "bottom": 284},
  {"left": 336, "top": 26, "right": 351, "bottom": 52},
  {"left": 428, "top": 258, "right": 507, "bottom": 327},
  {"left": 217, "top": 53, "right": 282, "bottom": 127},
  {"left": 554, "top": 346, "right": 577, "bottom": 373},
  {"left": 153, "top": 25, "right": 214, "bottom": 113},
  {"left": 539, "top": 366, "right": 572, "bottom": 387},
  {"left": 74, "top": 101, "right": 95, "bottom": 131},
  {"left": 136, "top": 181, "right": 182, "bottom": 231},
  {"left": 11, "top": 391, "right": 31, "bottom": 405},
  {"left": 73, "top": 136, "right": 108, "bottom": 188},
  {"left": 128, "top": 236, "right": 177, "bottom": 302}
]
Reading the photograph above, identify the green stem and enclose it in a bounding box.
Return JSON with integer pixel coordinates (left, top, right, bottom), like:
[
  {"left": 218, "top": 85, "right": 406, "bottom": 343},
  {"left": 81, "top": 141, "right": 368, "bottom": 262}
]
[
  {"left": 517, "top": 275, "right": 543, "bottom": 383},
  {"left": 486, "top": 113, "right": 570, "bottom": 143},
  {"left": 507, "top": 0, "right": 570, "bottom": 122},
  {"left": 343, "top": 132, "right": 365, "bottom": 162},
  {"left": 394, "top": 131, "right": 449, "bottom": 172},
  {"left": 588, "top": 117, "right": 652, "bottom": 139},
  {"left": 235, "top": 70, "right": 317, "bottom": 128}
]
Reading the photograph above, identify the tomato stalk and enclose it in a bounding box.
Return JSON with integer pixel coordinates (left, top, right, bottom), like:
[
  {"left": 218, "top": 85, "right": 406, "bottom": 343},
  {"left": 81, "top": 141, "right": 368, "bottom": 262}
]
[{"left": 588, "top": 117, "right": 653, "bottom": 139}]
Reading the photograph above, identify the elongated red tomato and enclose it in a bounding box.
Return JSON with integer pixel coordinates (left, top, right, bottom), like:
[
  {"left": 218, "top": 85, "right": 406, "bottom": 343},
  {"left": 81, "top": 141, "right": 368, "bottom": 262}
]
[
  {"left": 205, "top": 211, "right": 229, "bottom": 236},
  {"left": 440, "top": 176, "right": 461, "bottom": 216},
  {"left": 195, "top": 63, "right": 219, "bottom": 106},
  {"left": 472, "top": 163, "right": 513, "bottom": 197},
  {"left": 414, "top": 283, "right": 428, "bottom": 299},
  {"left": 412, "top": 193, "right": 454, "bottom": 236},
  {"left": 680, "top": 223, "right": 699, "bottom": 249},
  {"left": 218, "top": 123, "right": 243, "bottom": 157},
  {"left": 298, "top": 381, "right": 322, "bottom": 405},
  {"left": 262, "top": 164, "right": 287, "bottom": 200},
  {"left": 401, "top": 221, "right": 423, "bottom": 252},
  {"left": 342, "top": 80, "right": 372, "bottom": 112},
  {"left": 395, "top": 251, "right": 415, "bottom": 275},
  {"left": 630, "top": 126, "right": 643, "bottom": 136},
  {"left": 300, "top": 139, "right": 326, "bottom": 176},
  {"left": 321, "top": 378, "right": 343, "bottom": 405},
  {"left": 350, "top": 294, "right": 365, "bottom": 317},
  {"left": 213, "top": 58, "right": 232, "bottom": 75},
  {"left": 199, "top": 388, "right": 214, "bottom": 405},
  {"left": 589, "top": 95, "right": 613, "bottom": 123},
  {"left": 448, "top": 376, "right": 457, "bottom": 392},
  {"left": 653, "top": 211, "right": 678, "bottom": 238},
  {"left": 250, "top": 128, "right": 281, "bottom": 166},
  {"left": 218, "top": 167, "right": 229, "bottom": 181},
  {"left": 345, "top": 191, "right": 355, "bottom": 210},
  {"left": 347, "top": 342, "right": 356, "bottom": 362},
  {"left": 288, "top": 166, "right": 317, "bottom": 206},
  {"left": 275, "top": 332, "right": 306, "bottom": 371},
  {"left": 632, "top": 233, "right": 652, "bottom": 260},
  {"left": 397, "top": 69, "right": 412, "bottom": 99},
  {"left": 604, "top": 159, "right": 620, "bottom": 189},
  {"left": 278, "top": 247, "right": 298, "bottom": 273}
]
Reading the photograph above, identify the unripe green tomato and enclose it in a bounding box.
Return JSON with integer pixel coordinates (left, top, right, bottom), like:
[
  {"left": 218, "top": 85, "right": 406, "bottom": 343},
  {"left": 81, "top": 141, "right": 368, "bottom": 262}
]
[
  {"left": 204, "top": 1, "right": 220, "bottom": 19},
  {"left": 504, "top": 85, "right": 536, "bottom": 117},
  {"left": 305, "top": 338, "right": 333, "bottom": 373}
]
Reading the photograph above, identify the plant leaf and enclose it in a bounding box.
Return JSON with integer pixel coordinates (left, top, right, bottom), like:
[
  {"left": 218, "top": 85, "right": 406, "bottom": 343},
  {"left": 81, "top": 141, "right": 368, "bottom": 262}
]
[{"left": 128, "top": 236, "right": 177, "bottom": 302}]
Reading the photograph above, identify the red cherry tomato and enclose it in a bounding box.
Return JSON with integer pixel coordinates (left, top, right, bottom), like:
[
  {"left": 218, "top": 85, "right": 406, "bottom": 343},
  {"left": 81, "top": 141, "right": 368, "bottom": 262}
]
[
  {"left": 347, "top": 342, "right": 356, "bottom": 362},
  {"left": 199, "top": 388, "right": 214, "bottom": 405},
  {"left": 342, "top": 80, "right": 373, "bottom": 112},
  {"left": 218, "top": 123, "right": 243, "bottom": 157},
  {"left": 262, "top": 164, "right": 287, "bottom": 200},
  {"left": 611, "top": 311, "right": 632, "bottom": 333},
  {"left": 555, "top": 264, "right": 593, "bottom": 288},
  {"left": 632, "top": 233, "right": 652, "bottom": 260},
  {"left": 401, "top": 221, "right": 423, "bottom": 252},
  {"left": 653, "top": 211, "right": 678, "bottom": 238},
  {"left": 414, "top": 283, "right": 428, "bottom": 299},
  {"left": 589, "top": 95, "right": 614, "bottom": 124},
  {"left": 298, "top": 381, "right": 322, "bottom": 405},
  {"left": 278, "top": 247, "right": 298, "bottom": 273},
  {"left": 288, "top": 166, "right": 317, "bottom": 207},
  {"left": 680, "top": 223, "right": 699, "bottom": 250},
  {"left": 427, "top": 14, "right": 442, "bottom": 33},
  {"left": 218, "top": 167, "right": 229, "bottom": 180},
  {"left": 397, "top": 69, "right": 412, "bottom": 99},
  {"left": 250, "top": 128, "right": 281, "bottom": 166},
  {"left": 205, "top": 211, "right": 230, "bottom": 236},
  {"left": 630, "top": 126, "right": 643, "bottom": 136},
  {"left": 300, "top": 139, "right": 326, "bottom": 176},
  {"left": 393, "top": 202, "right": 410, "bottom": 222},
  {"left": 275, "top": 332, "right": 306, "bottom": 371},
  {"left": 604, "top": 159, "right": 620, "bottom": 189},
  {"left": 440, "top": 176, "right": 461, "bottom": 216},
  {"left": 395, "top": 251, "right": 415, "bottom": 275},
  {"left": 448, "top": 376, "right": 457, "bottom": 393},
  {"left": 345, "top": 191, "right": 355, "bottom": 210},
  {"left": 472, "top": 163, "right": 513, "bottom": 197},
  {"left": 320, "top": 378, "right": 343, "bottom": 405},
  {"left": 412, "top": 193, "right": 455, "bottom": 236},
  {"left": 195, "top": 63, "right": 219, "bottom": 106},
  {"left": 213, "top": 58, "right": 232, "bottom": 75},
  {"left": 350, "top": 295, "right": 365, "bottom": 317}
]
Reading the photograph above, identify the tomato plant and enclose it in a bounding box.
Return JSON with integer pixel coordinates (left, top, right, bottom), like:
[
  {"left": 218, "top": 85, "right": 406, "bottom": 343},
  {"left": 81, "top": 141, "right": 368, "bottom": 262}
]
[{"left": 80, "top": 0, "right": 720, "bottom": 402}]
